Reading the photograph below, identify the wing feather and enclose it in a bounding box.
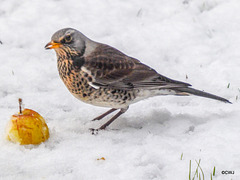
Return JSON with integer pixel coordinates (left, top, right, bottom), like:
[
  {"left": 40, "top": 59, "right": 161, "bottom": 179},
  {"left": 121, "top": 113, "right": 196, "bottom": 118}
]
[{"left": 83, "top": 44, "right": 191, "bottom": 89}]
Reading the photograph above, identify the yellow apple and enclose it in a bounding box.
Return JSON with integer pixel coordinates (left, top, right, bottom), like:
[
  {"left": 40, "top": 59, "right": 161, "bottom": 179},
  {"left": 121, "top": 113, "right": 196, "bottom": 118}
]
[{"left": 6, "top": 99, "right": 49, "bottom": 145}]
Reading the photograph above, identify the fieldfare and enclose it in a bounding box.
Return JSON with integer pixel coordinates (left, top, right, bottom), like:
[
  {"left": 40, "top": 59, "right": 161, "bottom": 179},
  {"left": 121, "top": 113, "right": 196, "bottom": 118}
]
[{"left": 45, "top": 28, "right": 231, "bottom": 130}]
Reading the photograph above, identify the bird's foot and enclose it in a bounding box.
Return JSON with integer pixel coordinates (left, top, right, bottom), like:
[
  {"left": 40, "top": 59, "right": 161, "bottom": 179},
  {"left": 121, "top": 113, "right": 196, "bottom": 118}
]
[
  {"left": 89, "top": 128, "right": 100, "bottom": 135},
  {"left": 89, "top": 124, "right": 108, "bottom": 135}
]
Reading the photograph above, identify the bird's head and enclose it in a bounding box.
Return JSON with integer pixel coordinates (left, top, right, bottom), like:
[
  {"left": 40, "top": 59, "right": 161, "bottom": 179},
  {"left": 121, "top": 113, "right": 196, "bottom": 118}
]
[{"left": 45, "top": 28, "right": 86, "bottom": 57}]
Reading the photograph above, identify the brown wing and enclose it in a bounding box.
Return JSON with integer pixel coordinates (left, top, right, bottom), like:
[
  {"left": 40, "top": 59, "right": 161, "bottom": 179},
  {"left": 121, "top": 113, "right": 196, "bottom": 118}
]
[{"left": 84, "top": 44, "right": 191, "bottom": 89}]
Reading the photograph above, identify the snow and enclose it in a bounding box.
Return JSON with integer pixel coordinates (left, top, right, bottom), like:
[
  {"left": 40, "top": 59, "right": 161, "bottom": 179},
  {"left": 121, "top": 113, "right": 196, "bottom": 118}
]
[{"left": 0, "top": 0, "right": 240, "bottom": 179}]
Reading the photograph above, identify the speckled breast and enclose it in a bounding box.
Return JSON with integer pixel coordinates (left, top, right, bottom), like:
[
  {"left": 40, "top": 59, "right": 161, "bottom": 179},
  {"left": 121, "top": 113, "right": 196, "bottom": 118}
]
[
  {"left": 57, "top": 58, "right": 94, "bottom": 97},
  {"left": 57, "top": 58, "right": 137, "bottom": 108}
]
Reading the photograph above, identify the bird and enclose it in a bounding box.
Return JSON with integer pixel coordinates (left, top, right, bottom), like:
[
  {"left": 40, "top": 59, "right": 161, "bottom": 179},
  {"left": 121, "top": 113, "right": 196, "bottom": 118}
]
[{"left": 45, "top": 28, "right": 231, "bottom": 131}]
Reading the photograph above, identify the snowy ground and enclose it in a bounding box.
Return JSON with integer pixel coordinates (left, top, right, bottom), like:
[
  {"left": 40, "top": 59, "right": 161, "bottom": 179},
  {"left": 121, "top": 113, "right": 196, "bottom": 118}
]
[{"left": 0, "top": 0, "right": 240, "bottom": 179}]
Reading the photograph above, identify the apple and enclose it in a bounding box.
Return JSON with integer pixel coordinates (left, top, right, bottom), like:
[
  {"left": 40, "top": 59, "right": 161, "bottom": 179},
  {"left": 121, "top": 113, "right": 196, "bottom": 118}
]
[{"left": 6, "top": 98, "right": 49, "bottom": 145}]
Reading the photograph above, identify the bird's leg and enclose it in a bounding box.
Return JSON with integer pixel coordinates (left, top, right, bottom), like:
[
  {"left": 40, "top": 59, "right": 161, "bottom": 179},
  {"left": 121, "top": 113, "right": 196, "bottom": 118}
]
[
  {"left": 92, "top": 108, "right": 117, "bottom": 121},
  {"left": 98, "top": 107, "right": 129, "bottom": 130},
  {"left": 90, "top": 107, "right": 129, "bottom": 134}
]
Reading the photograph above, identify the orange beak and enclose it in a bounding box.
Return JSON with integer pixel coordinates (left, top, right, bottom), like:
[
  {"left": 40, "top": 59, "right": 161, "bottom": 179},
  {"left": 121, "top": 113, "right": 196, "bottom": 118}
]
[{"left": 45, "top": 41, "right": 61, "bottom": 49}]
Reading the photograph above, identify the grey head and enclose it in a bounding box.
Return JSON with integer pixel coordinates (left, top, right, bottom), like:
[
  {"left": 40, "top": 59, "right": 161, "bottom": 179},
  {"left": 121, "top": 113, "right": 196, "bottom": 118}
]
[{"left": 45, "top": 28, "right": 89, "bottom": 56}]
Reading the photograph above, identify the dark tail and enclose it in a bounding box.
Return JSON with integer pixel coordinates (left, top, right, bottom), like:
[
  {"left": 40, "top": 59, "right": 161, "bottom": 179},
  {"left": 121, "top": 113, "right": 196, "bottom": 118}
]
[{"left": 172, "top": 87, "right": 232, "bottom": 103}]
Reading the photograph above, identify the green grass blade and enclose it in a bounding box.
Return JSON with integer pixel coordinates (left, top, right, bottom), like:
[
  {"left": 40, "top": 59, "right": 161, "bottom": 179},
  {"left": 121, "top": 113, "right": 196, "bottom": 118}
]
[
  {"left": 213, "top": 166, "right": 215, "bottom": 176},
  {"left": 189, "top": 160, "right": 191, "bottom": 180},
  {"left": 227, "top": 83, "right": 230, "bottom": 88},
  {"left": 181, "top": 153, "right": 183, "bottom": 160},
  {"left": 195, "top": 160, "right": 204, "bottom": 180}
]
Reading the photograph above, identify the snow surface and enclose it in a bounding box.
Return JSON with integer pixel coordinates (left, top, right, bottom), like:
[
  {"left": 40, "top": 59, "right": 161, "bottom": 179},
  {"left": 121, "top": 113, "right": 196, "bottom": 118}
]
[{"left": 0, "top": 0, "right": 240, "bottom": 179}]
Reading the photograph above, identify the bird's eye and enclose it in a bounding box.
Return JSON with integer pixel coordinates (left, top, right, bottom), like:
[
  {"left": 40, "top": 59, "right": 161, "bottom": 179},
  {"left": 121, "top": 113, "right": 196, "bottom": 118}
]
[{"left": 64, "top": 35, "right": 72, "bottom": 43}]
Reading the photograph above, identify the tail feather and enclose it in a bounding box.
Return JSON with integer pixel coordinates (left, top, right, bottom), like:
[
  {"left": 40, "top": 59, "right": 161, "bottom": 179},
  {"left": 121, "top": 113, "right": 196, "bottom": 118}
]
[{"left": 172, "top": 87, "right": 231, "bottom": 103}]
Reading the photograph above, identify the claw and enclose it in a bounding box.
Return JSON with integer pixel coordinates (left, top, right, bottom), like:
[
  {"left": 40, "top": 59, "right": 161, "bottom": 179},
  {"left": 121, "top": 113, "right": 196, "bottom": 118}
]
[{"left": 89, "top": 128, "right": 99, "bottom": 135}]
